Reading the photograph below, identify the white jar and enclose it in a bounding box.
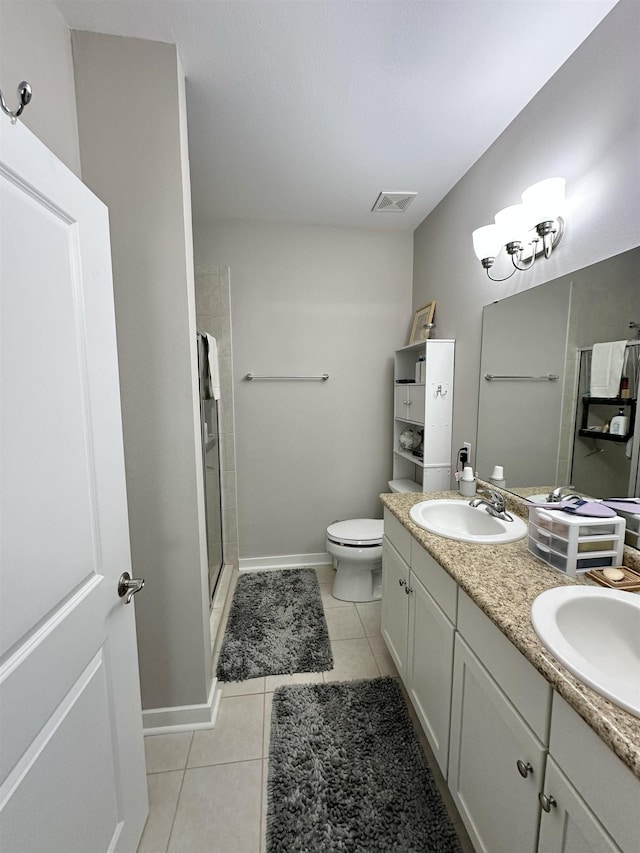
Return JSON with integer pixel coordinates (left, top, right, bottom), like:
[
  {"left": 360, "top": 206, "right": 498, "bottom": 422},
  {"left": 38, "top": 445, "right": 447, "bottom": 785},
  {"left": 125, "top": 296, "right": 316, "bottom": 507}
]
[
  {"left": 610, "top": 411, "right": 629, "bottom": 435},
  {"left": 489, "top": 465, "right": 506, "bottom": 488}
]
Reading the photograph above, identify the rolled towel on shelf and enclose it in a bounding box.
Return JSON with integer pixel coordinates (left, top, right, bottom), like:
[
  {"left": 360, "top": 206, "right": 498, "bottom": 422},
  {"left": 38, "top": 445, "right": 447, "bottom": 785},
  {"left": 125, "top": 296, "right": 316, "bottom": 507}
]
[
  {"left": 589, "top": 340, "right": 627, "bottom": 397},
  {"left": 206, "top": 334, "right": 221, "bottom": 401}
]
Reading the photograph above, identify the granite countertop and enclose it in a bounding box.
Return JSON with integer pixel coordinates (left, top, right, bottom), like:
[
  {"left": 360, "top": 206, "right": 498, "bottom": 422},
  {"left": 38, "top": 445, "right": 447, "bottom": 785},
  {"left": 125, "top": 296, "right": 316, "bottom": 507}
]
[{"left": 379, "top": 485, "right": 640, "bottom": 778}]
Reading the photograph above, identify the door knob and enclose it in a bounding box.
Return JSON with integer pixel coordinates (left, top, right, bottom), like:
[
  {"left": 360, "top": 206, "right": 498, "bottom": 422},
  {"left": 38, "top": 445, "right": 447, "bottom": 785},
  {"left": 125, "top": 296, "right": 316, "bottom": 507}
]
[{"left": 118, "top": 572, "right": 145, "bottom": 604}]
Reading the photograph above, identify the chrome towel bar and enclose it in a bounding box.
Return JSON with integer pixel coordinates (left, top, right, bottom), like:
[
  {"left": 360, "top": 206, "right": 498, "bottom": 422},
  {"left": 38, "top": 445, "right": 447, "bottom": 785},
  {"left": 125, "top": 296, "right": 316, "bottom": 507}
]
[
  {"left": 484, "top": 373, "right": 559, "bottom": 381},
  {"left": 245, "top": 373, "right": 330, "bottom": 381}
]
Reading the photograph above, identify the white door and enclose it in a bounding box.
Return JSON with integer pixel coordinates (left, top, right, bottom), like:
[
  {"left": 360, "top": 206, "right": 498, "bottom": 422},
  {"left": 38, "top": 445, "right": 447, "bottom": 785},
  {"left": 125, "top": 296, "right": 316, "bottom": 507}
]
[{"left": 0, "top": 114, "right": 148, "bottom": 850}]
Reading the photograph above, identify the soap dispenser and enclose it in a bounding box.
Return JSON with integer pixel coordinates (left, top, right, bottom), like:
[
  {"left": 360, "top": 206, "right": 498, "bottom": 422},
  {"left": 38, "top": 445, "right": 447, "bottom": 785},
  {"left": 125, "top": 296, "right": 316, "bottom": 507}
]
[{"left": 459, "top": 466, "right": 476, "bottom": 497}]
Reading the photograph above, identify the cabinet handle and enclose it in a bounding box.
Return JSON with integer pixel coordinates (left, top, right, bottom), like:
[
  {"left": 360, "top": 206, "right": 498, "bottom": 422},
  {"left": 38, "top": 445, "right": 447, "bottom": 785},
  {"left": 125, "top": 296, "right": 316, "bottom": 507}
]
[
  {"left": 403, "top": 399, "right": 410, "bottom": 405},
  {"left": 538, "top": 792, "right": 557, "bottom": 813},
  {"left": 405, "top": 586, "right": 412, "bottom": 595},
  {"left": 516, "top": 760, "right": 533, "bottom": 778},
  {"left": 398, "top": 579, "right": 406, "bottom": 587}
]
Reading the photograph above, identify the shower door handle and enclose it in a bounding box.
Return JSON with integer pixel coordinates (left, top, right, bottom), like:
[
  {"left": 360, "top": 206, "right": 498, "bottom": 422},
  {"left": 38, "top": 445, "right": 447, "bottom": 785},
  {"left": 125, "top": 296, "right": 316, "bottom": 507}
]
[{"left": 118, "top": 572, "right": 145, "bottom": 604}]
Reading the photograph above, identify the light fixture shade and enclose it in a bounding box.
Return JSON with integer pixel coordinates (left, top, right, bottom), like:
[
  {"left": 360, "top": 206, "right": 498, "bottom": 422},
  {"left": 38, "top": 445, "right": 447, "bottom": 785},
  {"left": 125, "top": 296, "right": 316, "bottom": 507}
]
[
  {"left": 521, "top": 177, "right": 565, "bottom": 227},
  {"left": 472, "top": 224, "right": 502, "bottom": 260},
  {"left": 494, "top": 204, "right": 529, "bottom": 246}
]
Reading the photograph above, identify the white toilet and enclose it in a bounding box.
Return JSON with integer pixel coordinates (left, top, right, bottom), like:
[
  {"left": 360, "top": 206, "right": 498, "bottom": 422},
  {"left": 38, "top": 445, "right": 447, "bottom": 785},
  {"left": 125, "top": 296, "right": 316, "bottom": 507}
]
[{"left": 326, "top": 518, "right": 383, "bottom": 602}]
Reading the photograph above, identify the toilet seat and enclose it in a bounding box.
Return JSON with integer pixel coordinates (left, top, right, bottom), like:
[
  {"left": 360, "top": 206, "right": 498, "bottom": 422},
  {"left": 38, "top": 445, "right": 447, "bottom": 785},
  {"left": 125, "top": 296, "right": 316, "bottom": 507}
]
[{"left": 326, "top": 518, "right": 383, "bottom": 547}]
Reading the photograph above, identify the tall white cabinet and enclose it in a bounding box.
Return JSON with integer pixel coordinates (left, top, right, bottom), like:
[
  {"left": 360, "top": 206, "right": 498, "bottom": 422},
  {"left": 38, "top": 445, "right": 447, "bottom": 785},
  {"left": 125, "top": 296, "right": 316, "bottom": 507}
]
[{"left": 391, "top": 339, "right": 455, "bottom": 493}]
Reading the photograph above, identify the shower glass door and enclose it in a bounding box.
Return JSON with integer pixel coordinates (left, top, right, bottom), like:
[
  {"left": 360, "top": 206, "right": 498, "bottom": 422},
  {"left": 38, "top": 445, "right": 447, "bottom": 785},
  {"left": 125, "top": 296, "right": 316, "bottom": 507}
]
[{"left": 198, "top": 335, "right": 224, "bottom": 601}]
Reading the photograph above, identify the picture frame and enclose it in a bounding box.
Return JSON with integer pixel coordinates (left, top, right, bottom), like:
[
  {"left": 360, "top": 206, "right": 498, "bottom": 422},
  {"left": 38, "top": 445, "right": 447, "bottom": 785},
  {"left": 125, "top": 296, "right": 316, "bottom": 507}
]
[{"left": 408, "top": 301, "right": 436, "bottom": 344}]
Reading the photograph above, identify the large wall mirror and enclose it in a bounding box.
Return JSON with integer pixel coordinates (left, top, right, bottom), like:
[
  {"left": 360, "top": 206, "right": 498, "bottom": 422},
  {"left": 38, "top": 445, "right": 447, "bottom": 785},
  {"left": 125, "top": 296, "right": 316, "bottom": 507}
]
[{"left": 476, "top": 246, "right": 640, "bottom": 545}]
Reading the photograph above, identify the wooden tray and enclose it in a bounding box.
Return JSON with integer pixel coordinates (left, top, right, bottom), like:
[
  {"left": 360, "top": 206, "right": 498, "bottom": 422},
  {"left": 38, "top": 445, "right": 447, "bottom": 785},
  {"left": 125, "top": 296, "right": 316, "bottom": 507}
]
[{"left": 585, "top": 565, "right": 640, "bottom": 591}]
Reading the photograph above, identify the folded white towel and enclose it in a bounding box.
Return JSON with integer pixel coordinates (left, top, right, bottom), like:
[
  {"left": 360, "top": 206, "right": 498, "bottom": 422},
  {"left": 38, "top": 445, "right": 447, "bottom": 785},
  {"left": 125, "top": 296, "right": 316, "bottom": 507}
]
[
  {"left": 206, "top": 334, "right": 221, "bottom": 401},
  {"left": 590, "top": 340, "right": 626, "bottom": 397}
]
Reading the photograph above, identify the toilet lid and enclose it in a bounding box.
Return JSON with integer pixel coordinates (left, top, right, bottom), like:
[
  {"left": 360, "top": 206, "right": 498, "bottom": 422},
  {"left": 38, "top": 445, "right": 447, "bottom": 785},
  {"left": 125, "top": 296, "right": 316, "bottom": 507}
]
[{"left": 327, "top": 518, "right": 384, "bottom": 546}]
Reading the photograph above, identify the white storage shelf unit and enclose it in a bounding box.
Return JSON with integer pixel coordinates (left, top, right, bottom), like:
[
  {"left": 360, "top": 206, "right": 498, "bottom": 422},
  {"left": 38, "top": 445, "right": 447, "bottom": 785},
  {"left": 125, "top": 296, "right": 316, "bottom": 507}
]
[{"left": 392, "top": 340, "right": 455, "bottom": 493}]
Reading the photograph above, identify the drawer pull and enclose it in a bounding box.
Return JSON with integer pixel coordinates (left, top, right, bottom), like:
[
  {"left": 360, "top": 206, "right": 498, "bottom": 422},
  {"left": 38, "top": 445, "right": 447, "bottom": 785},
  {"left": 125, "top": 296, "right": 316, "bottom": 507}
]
[
  {"left": 539, "top": 792, "right": 557, "bottom": 813},
  {"left": 516, "top": 760, "right": 533, "bottom": 778}
]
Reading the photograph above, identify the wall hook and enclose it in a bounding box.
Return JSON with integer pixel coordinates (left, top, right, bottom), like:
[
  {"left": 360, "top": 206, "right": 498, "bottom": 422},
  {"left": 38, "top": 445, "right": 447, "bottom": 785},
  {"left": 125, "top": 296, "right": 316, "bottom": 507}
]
[
  {"left": 434, "top": 384, "right": 448, "bottom": 397},
  {"left": 0, "top": 81, "right": 32, "bottom": 124}
]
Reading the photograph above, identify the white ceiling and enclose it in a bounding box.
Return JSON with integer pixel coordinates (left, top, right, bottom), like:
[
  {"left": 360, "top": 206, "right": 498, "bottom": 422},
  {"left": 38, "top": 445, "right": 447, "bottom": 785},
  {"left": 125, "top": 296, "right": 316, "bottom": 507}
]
[{"left": 55, "top": 0, "right": 617, "bottom": 231}]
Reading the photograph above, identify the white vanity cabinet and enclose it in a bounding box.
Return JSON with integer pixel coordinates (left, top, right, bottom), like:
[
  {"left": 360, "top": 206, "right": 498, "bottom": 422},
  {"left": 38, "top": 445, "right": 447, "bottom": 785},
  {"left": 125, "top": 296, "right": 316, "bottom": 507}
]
[
  {"left": 381, "top": 510, "right": 640, "bottom": 853},
  {"left": 448, "top": 592, "right": 551, "bottom": 853},
  {"left": 448, "top": 634, "right": 546, "bottom": 853},
  {"left": 406, "top": 541, "right": 456, "bottom": 776},
  {"left": 538, "top": 693, "right": 640, "bottom": 853},
  {"left": 391, "top": 339, "right": 454, "bottom": 493},
  {"left": 537, "top": 758, "right": 620, "bottom": 853},
  {"left": 381, "top": 509, "right": 411, "bottom": 681},
  {"left": 381, "top": 509, "right": 457, "bottom": 776},
  {"left": 381, "top": 537, "right": 410, "bottom": 682}
]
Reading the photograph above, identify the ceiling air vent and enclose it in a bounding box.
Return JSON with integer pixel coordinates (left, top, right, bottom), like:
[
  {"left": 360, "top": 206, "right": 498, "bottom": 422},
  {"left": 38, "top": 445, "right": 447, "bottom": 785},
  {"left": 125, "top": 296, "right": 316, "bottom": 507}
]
[{"left": 372, "top": 191, "right": 417, "bottom": 213}]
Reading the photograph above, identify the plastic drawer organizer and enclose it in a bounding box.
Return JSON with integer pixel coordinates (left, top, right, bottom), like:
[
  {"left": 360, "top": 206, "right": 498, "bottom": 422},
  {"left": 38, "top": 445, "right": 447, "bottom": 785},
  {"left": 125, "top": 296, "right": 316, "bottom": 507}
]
[
  {"left": 528, "top": 506, "right": 625, "bottom": 576},
  {"left": 612, "top": 506, "right": 640, "bottom": 549}
]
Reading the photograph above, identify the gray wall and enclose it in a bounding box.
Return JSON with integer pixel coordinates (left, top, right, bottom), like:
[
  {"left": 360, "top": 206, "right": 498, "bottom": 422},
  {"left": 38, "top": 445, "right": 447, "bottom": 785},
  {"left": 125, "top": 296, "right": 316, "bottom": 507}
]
[
  {"left": 0, "top": 0, "right": 80, "bottom": 176},
  {"left": 73, "top": 33, "right": 211, "bottom": 714},
  {"left": 412, "top": 0, "right": 640, "bottom": 478},
  {"left": 193, "top": 222, "right": 413, "bottom": 561}
]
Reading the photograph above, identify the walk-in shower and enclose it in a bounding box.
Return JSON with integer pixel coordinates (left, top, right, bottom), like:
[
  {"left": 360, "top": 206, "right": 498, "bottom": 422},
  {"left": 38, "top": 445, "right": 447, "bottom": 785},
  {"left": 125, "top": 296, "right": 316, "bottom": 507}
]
[{"left": 197, "top": 333, "right": 224, "bottom": 601}]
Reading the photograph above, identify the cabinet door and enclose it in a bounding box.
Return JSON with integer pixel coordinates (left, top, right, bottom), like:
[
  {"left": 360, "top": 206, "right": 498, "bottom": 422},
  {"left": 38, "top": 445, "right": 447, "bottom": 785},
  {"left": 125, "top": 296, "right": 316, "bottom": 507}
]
[
  {"left": 394, "top": 384, "right": 425, "bottom": 423},
  {"left": 381, "top": 539, "right": 409, "bottom": 682},
  {"left": 448, "top": 634, "right": 546, "bottom": 853},
  {"left": 406, "top": 574, "right": 455, "bottom": 777},
  {"left": 537, "top": 758, "right": 620, "bottom": 853}
]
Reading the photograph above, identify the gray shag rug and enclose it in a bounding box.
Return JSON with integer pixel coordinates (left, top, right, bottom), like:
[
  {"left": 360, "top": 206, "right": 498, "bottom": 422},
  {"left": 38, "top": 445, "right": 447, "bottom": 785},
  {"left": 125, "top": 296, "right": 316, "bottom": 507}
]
[
  {"left": 267, "top": 677, "right": 462, "bottom": 853},
  {"left": 216, "top": 568, "right": 333, "bottom": 682}
]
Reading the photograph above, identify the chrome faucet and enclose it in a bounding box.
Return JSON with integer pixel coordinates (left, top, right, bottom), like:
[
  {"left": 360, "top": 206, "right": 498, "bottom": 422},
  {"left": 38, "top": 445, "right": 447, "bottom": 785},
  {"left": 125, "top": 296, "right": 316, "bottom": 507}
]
[
  {"left": 547, "top": 486, "right": 581, "bottom": 503},
  {"left": 469, "top": 487, "right": 511, "bottom": 520}
]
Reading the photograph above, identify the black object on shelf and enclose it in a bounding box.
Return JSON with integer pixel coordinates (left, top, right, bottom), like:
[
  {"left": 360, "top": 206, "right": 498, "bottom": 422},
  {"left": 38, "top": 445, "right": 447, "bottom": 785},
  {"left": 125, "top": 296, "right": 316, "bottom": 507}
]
[
  {"left": 579, "top": 396, "right": 636, "bottom": 442},
  {"left": 395, "top": 379, "right": 414, "bottom": 384}
]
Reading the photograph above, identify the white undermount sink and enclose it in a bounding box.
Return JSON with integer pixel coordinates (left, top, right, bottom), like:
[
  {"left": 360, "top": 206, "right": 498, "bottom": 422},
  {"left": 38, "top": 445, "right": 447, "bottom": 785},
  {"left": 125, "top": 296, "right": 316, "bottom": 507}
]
[
  {"left": 408, "top": 499, "right": 528, "bottom": 544},
  {"left": 531, "top": 586, "right": 640, "bottom": 717}
]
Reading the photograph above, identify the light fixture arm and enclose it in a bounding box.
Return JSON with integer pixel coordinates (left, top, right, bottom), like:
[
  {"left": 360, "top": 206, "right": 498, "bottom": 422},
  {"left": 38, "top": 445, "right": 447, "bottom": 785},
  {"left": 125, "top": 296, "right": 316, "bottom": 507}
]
[
  {"left": 537, "top": 216, "right": 565, "bottom": 258},
  {"left": 482, "top": 258, "right": 517, "bottom": 282}
]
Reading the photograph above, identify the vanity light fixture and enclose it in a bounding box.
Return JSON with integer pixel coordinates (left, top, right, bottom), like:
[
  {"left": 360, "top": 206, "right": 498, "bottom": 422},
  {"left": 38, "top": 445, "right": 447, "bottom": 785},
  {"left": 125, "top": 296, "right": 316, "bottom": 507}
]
[{"left": 472, "top": 178, "right": 566, "bottom": 281}]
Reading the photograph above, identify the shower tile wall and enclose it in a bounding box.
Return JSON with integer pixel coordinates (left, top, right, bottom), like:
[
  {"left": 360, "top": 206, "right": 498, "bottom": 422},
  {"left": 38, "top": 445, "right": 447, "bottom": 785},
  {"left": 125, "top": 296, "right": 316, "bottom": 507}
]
[{"left": 196, "top": 265, "right": 239, "bottom": 569}]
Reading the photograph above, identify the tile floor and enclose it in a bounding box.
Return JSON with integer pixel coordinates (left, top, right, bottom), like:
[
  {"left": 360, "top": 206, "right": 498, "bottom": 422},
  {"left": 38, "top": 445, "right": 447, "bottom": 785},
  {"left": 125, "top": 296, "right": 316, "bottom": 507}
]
[{"left": 138, "top": 565, "right": 474, "bottom": 852}]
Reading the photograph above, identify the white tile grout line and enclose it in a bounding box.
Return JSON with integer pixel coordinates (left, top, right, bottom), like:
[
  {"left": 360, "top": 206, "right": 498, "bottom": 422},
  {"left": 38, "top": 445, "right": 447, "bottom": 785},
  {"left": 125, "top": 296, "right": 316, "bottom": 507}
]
[{"left": 160, "top": 731, "right": 192, "bottom": 853}]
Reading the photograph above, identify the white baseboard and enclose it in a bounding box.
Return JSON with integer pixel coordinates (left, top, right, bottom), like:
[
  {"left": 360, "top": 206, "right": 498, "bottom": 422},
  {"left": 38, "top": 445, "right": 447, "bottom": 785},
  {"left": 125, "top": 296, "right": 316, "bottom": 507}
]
[
  {"left": 142, "top": 679, "right": 222, "bottom": 735},
  {"left": 238, "top": 552, "right": 331, "bottom": 572}
]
